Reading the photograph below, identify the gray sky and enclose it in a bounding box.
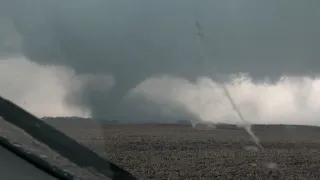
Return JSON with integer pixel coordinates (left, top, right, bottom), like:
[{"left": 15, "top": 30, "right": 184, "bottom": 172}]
[
  {"left": 3, "top": 0, "right": 319, "bottom": 77},
  {"left": 1, "top": 0, "right": 320, "bottom": 123}
]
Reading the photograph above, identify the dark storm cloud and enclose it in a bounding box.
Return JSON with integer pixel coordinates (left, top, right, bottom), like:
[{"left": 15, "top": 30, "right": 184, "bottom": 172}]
[{"left": 1, "top": 0, "right": 320, "bottom": 119}]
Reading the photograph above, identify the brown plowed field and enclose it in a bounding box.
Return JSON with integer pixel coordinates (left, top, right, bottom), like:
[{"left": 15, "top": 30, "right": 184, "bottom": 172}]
[{"left": 1, "top": 119, "right": 320, "bottom": 180}]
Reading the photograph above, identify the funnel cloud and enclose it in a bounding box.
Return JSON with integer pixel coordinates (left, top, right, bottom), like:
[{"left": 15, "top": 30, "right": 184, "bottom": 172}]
[{"left": 1, "top": 1, "right": 320, "bottom": 124}]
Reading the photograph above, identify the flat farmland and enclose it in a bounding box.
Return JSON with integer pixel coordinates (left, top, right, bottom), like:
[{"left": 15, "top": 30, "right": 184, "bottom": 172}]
[{"left": 1, "top": 119, "right": 320, "bottom": 180}]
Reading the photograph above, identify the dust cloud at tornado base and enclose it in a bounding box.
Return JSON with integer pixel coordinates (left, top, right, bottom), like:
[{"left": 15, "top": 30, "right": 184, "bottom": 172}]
[{"left": 1, "top": 1, "right": 320, "bottom": 126}]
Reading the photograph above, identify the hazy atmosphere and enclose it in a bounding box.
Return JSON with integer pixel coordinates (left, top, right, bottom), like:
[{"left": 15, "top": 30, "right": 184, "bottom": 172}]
[{"left": 1, "top": 0, "right": 320, "bottom": 125}]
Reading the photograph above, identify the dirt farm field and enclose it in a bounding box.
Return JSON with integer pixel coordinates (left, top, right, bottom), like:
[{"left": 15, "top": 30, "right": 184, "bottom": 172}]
[{"left": 1, "top": 119, "right": 320, "bottom": 180}]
